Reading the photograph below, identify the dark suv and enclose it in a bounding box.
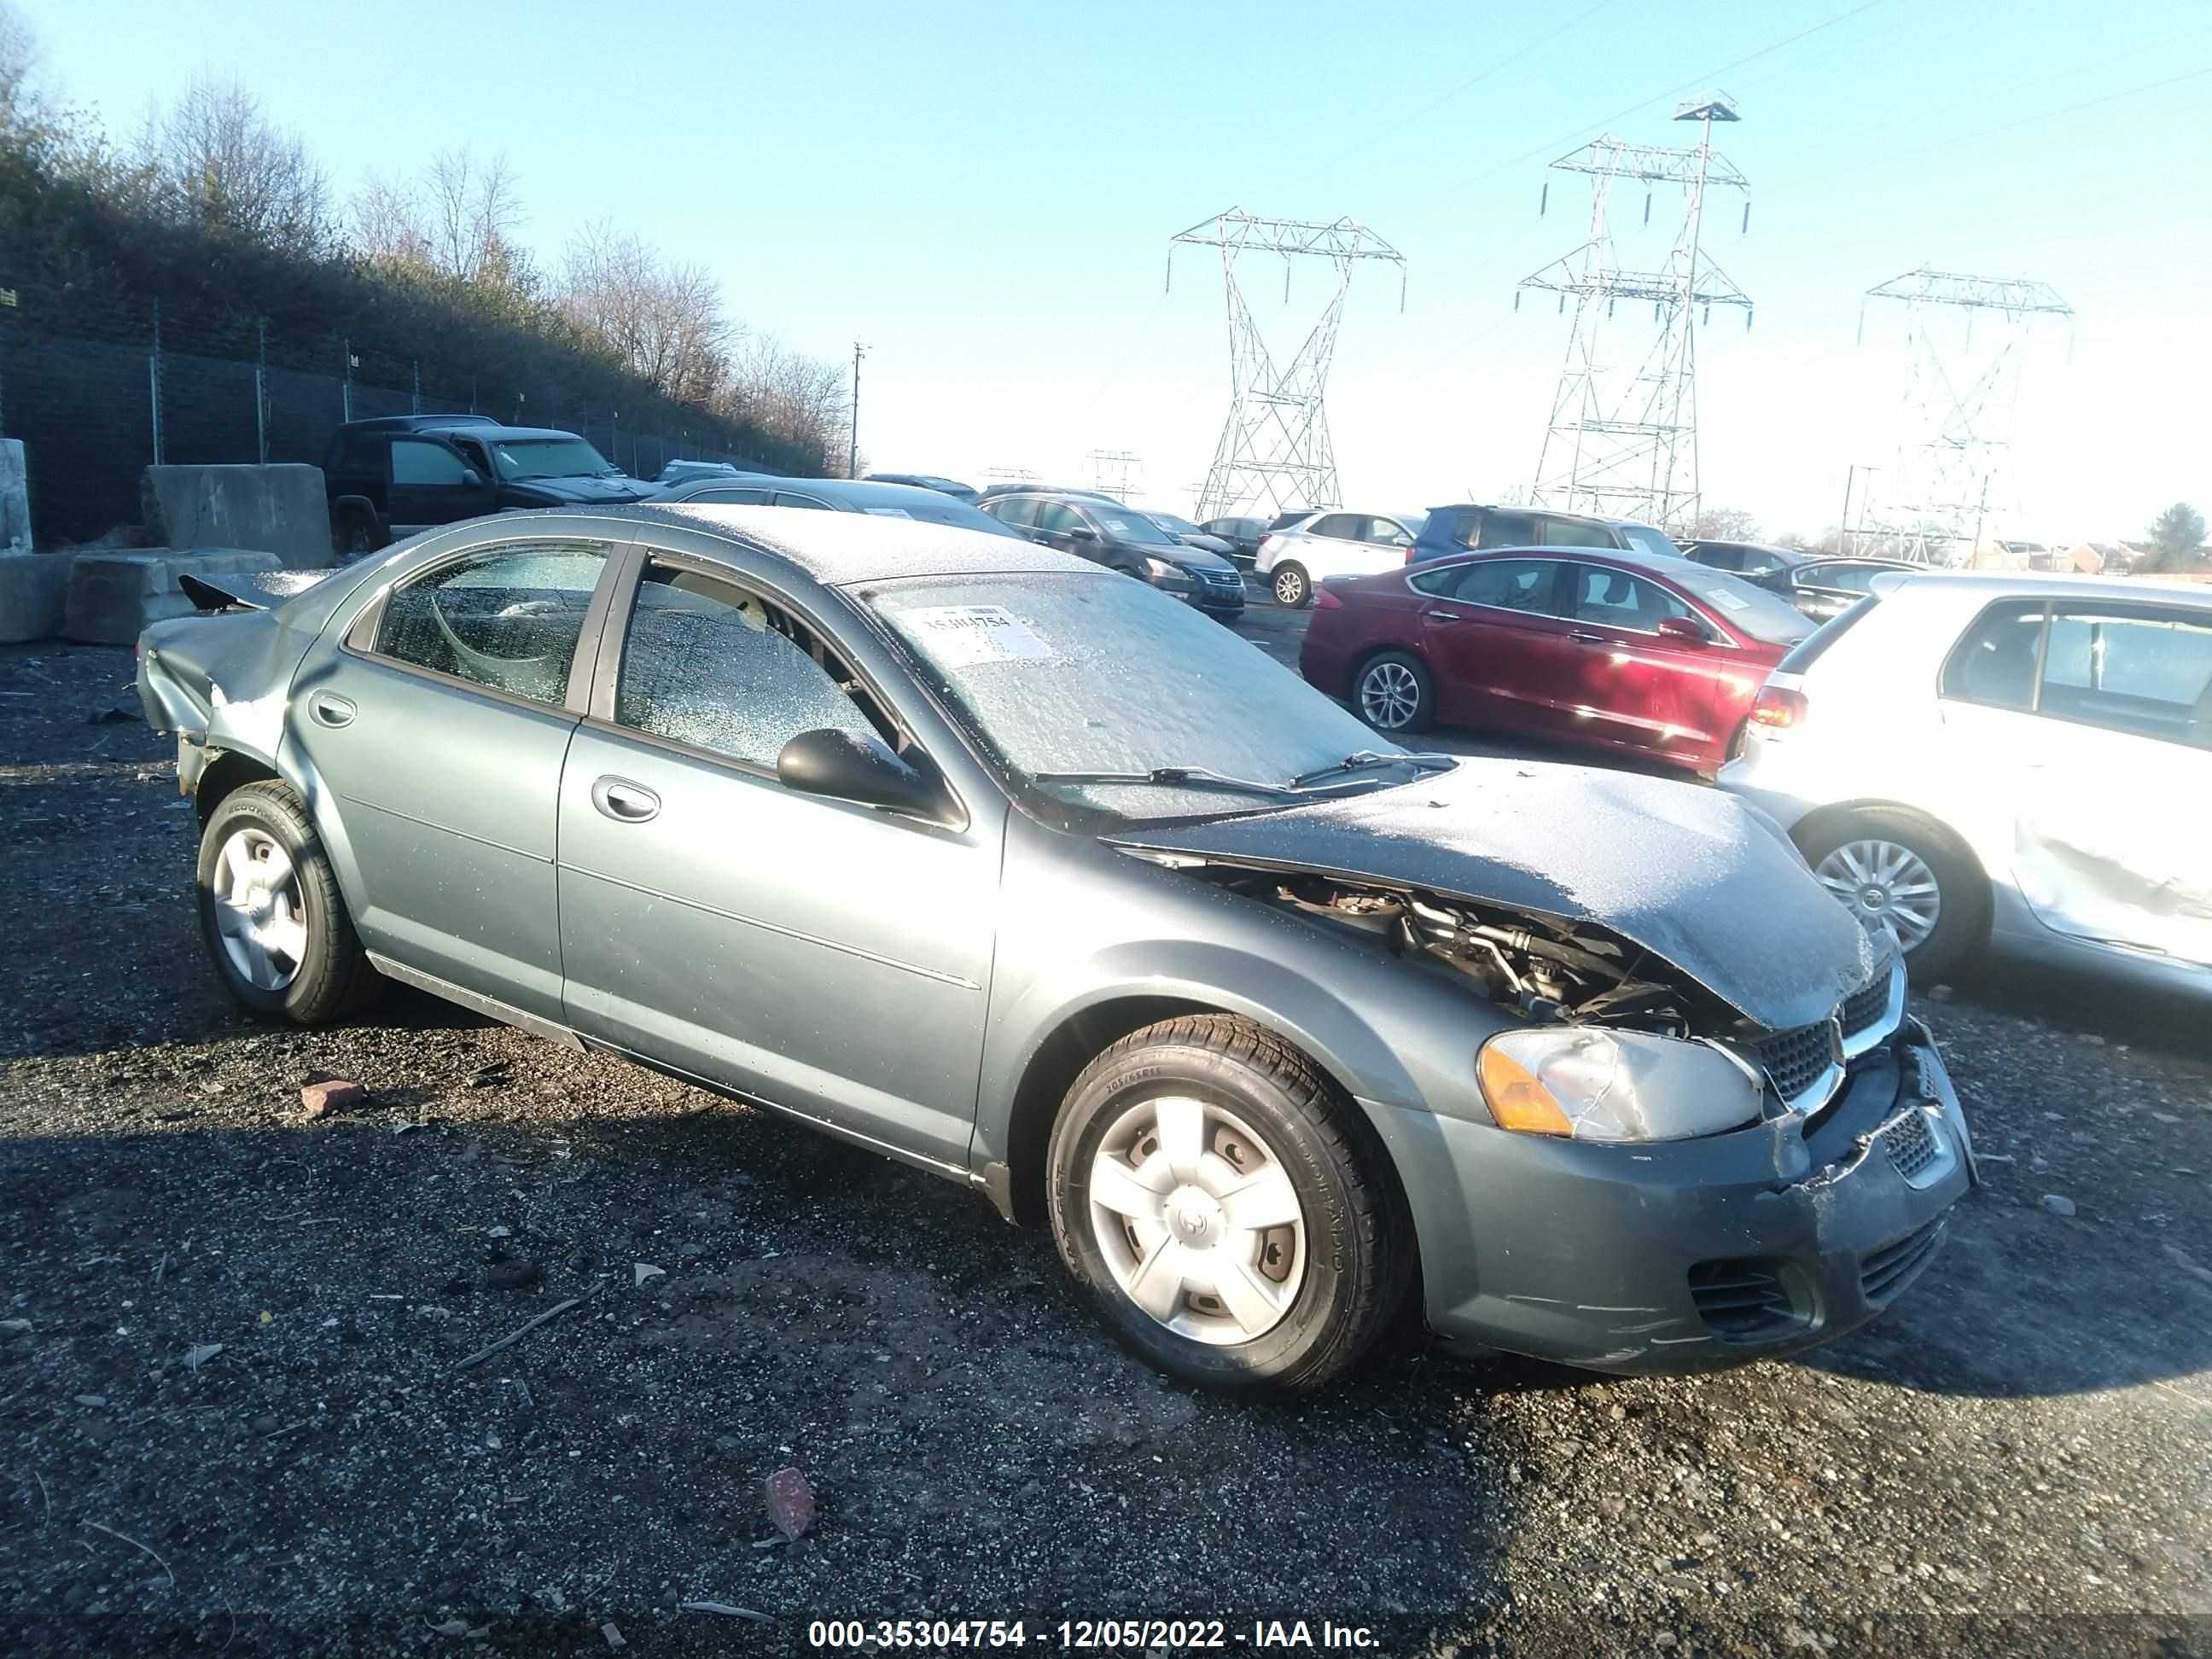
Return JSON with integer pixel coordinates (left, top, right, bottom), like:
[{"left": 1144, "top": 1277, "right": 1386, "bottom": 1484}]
[
  {"left": 1409, "top": 504, "right": 1681, "bottom": 563},
  {"left": 322, "top": 415, "right": 659, "bottom": 554},
  {"left": 980, "top": 491, "right": 1245, "bottom": 617}
]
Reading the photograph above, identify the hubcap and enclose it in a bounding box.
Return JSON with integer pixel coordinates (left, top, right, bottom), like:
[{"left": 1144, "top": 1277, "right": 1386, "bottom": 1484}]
[
  {"left": 1359, "top": 661, "right": 1420, "bottom": 729},
  {"left": 1815, "top": 838, "right": 1941, "bottom": 952},
  {"left": 1274, "top": 569, "right": 1303, "bottom": 604},
  {"left": 1086, "top": 1095, "right": 1307, "bottom": 1346},
  {"left": 210, "top": 827, "right": 308, "bottom": 991}
]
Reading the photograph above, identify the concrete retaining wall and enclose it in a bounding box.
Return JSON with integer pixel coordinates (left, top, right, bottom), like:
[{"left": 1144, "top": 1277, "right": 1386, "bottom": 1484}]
[
  {"left": 140, "top": 464, "right": 332, "bottom": 570},
  {"left": 65, "top": 548, "right": 284, "bottom": 645},
  {"left": 0, "top": 550, "right": 74, "bottom": 644},
  {"left": 1, "top": 440, "right": 29, "bottom": 552}
]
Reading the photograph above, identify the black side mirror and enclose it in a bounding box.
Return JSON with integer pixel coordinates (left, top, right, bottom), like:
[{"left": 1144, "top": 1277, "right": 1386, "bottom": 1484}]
[
  {"left": 1067, "top": 525, "right": 1097, "bottom": 542},
  {"left": 777, "top": 727, "right": 958, "bottom": 825},
  {"left": 460, "top": 468, "right": 485, "bottom": 488}
]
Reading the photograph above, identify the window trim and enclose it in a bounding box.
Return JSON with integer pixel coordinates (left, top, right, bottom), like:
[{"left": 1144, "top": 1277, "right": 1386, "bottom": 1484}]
[
  {"left": 339, "top": 533, "right": 632, "bottom": 718},
  {"left": 1407, "top": 556, "right": 1575, "bottom": 620},
  {"left": 581, "top": 545, "right": 969, "bottom": 830}
]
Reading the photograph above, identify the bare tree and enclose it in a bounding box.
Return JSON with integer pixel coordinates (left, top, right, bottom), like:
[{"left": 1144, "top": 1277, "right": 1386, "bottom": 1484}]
[
  {"left": 0, "top": 0, "right": 40, "bottom": 139},
  {"left": 138, "top": 74, "right": 334, "bottom": 257},
  {"left": 720, "top": 333, "right": 848, "bottom": 469},
  {"left": 346, "top": 169, "right": 432, "bottom": 271},
  {"left": 557, "top": 220, "right": 734, "bottom": 405},
  {"left": 424, "top": 146, "right": 529, "bottom": 288},
  {"left": 1690, "top": 505, "right": 1760, "bottom": 542}
]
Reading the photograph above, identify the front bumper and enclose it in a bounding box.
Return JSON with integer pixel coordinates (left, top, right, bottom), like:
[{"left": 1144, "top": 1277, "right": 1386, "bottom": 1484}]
[{"left": 1388, "top": 1020, "right": 1975, "bottom": 1375}]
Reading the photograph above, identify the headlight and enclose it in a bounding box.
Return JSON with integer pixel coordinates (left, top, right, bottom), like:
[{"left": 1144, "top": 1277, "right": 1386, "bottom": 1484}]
[
  {"left": 1142, "top": 556, "right": 1182, "bottom": 579},
  {"left": 1476, "top": 1027, "right": 1762, "bottom": 1143}
]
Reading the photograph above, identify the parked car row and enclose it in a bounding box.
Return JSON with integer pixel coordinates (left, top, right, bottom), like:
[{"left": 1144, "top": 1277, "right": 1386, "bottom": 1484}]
[{"left": 977, "top": 489, "right": 1246, "bottom": 617}]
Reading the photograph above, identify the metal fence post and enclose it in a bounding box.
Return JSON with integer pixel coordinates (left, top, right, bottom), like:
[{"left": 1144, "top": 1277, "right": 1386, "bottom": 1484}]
[
  {"left": 342, "top": 336, "right": 353, "bottom": 423},
  {"left": 611, "top": 406, "right": 619, "bottom": 473},
  {"left": 411, "top": 359, "right": 421, "bottom": 415},
  {"left": 254, "top": 316, "right": 269, "bottom": 463},
  {"left": 148, "top": 298, "right": 165, "bottom": 467}
]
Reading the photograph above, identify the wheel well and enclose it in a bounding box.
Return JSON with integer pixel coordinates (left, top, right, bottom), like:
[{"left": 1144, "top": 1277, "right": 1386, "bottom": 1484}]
[
  {"left": 195, "top": 749, "right": 282, "bottom": 828},
  {"left": 1791, "top": 800, "right": 1993, "bottom": 923}
]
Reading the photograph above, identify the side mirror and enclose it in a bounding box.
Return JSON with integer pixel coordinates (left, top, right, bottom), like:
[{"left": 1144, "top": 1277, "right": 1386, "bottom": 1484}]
[
  {"left": 460, "top": 468, "right": 486, "bottom": 488},
  {"left": 1067, "top": 525, "right": 1097, "bottom": 542},
  {"left": 1656, "top": 615, "right": 1708, "bottom": 644},
  {"left": 777, "top": 727, "right": 957, "bottom": 824}
]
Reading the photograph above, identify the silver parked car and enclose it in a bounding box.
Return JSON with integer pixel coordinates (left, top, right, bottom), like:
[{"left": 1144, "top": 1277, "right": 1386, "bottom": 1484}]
[{"left": 139, "top": 509, "right": 1974, "bottom": 1395}]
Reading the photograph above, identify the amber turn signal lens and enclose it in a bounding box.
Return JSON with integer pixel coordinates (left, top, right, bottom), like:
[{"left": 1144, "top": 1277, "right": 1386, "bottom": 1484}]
[{"left": 1477, "top": 1044, "right": 1574, "bottom": 1137}]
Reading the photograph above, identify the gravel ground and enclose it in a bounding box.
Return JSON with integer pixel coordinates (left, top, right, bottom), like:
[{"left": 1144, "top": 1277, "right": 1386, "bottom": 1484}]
[{"left": 2, "top": 638, "right": 2208, "bottom": 1658}]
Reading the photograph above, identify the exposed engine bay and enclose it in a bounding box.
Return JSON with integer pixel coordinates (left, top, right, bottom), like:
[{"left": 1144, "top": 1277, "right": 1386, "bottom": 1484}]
[{"left": 1193, "top": 864, "right": 1739, "bottom": 1039}]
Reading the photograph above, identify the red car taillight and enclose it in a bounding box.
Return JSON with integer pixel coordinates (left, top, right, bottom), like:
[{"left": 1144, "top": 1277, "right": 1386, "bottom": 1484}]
[
  {"left": 1313, "top": 584, "right": 1344, "bottom": 610},
  {"left": 1749, "top": 685, "right": 1808, "bottom": 731}
]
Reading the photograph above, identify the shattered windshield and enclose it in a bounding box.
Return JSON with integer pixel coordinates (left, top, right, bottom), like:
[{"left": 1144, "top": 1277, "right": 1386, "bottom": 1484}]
[{"left": 860, "top": 573, "right": 1417, "bottom": 826}]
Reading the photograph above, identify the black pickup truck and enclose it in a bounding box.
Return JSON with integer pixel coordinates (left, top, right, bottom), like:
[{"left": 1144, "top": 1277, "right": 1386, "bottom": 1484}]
[{"left": 323, "top": 415, "right": 659, "bottom": 554}]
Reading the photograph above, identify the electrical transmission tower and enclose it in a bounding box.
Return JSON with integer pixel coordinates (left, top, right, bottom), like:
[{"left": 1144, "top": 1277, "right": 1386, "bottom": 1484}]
[
  {"left": 1517, "top": 96, "right": 1751, "bottom": 534},
  {"left": 1854, "top": 268, "right": 2073, "bottom": 564},
  {"left": 1086, "top": 450, "right": 1144, "bottom": 500},
  {"left": 1168, "top": 208, "right": 1406, "bottom": 522}
]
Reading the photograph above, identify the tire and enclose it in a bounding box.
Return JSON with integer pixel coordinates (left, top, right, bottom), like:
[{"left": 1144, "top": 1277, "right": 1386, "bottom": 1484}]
[
  {"left": 1796, "top": 807, "right": 1987, "bottom": 983},
  {"left": 1046, "top": 1014, "right": 1411, "bottom": 1397},
  {"left": 1354, "top": 650, "right": 1435, "bottom": 735},
  {"left": 196, "top": 780, "right": 381, "bottom": 1025},
  {"left": 1271, "top": 562, "right": 1312, "bottom": 609}
]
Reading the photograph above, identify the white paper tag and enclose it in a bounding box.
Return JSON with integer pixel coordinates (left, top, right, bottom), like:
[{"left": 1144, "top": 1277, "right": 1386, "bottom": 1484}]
[
  {"left": 905, "top": 604, "right": 1056, "bottom": 667},
  {"left": 1708, "top": 588, "right": 1750, "bottom": 612},
  {"left": 862, "top": 506, "right": 914, "bottom": 518}
]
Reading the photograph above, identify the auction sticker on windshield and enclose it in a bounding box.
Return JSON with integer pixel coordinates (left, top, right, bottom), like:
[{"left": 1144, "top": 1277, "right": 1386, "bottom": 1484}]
[{"left": 905, "top": 604, "right": 1056, "bottom": 667}]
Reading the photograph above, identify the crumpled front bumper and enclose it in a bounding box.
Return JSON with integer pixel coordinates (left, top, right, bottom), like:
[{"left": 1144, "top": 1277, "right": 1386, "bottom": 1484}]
[{"left": 1382, "top": 1019, "right": 1976, "bottom": 1376}]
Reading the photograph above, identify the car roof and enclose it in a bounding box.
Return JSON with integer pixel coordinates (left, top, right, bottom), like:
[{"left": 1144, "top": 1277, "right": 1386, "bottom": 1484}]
[
  {"left": 337, "top": 415, "right": 585, "bottom": 443},
  {"left": 1874, "top": 569, "right": 2212, "bottom": 608},
  {"left": 608, "top": 504, "right": 1094, "bottom": 585},
  {"left": 1426, "top": 502, "right": 1649, "bottom": 530},
  {"left": 1423, "top": 544, "right": 1699, "bottom": 577},
  {"left": 658, "top": 476, "right": 960, "bottom": 509}
]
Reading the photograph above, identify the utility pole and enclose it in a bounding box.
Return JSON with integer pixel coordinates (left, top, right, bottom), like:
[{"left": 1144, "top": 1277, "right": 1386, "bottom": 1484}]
[
  {"left": 1168, "top": 209, "right": 1406, "bottom": 521},
  {"left": 847, "top": 342, "right": 867, "bottom": 479},
  {"left": 1838, "top": 464, "right": 1861, "bottom": 556},
  {"left": 1970, "top": 474, "right": 1990, "bottom": 568},
  {"left": 1517, "top": 95, "right": 1751, "bottom": 534}
]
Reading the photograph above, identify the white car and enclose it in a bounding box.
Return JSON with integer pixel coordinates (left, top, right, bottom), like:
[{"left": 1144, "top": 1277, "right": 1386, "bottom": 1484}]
[
  {"left": 1718, "top": 571, "right": 2212, "bottom": 992},
  {"left": 1255, "top": 509, "right": 1426, "bottom": 608}
]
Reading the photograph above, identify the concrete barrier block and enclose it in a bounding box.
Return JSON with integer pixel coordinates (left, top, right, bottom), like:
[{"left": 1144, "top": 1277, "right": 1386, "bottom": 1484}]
[
  {"left": 0, "top": 439, "right": 29, "bottom": 552},
  {"left": 0, "top": 550, "right": 75, "bottom": 643},
  {"left": 65, "top": 547, "right": 284, "bottom": 646},
  {"left": 140, "top": 464, "right": 332, "bottom": 570}
]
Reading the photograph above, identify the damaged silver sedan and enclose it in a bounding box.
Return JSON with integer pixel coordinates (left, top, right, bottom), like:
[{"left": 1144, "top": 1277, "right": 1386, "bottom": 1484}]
[{"left": 138, "top": 507, "right": 1976, "bottom": 1394}]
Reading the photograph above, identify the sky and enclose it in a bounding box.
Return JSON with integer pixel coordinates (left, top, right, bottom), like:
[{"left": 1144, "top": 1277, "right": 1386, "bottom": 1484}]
[{"left": 20, "top": 0, "right": 2212, "bottom": 542}]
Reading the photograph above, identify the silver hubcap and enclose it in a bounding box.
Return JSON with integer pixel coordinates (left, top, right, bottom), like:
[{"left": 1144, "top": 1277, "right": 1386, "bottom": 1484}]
[
  {"left": 1815, "top": 839, "right": 1941, "bottom": 952},
  {"left": 1359, "top": 661, "right": 1420, "bottom": 729},
  {"left": 211, "top": 827, "right": 307, "bottom": 991},
  {"left": 1274, "top": 569, "right": 1304, "bottom": 604},
  {"left": 1086, "top": 1095, "right": 1307, "bottom": 1346}
]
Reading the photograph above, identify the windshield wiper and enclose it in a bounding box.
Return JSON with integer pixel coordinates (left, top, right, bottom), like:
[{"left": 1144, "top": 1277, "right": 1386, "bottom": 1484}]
[
  {"left": 1288, "top": 750, "right": 1458, "bottom": 789},
  {"left": 1031, "top": 766, "right": 1301, "bottom": 801}
]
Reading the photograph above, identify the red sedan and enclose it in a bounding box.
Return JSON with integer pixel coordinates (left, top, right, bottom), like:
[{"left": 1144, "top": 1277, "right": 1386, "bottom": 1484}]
[{"left": 1298, "top": 549, "right": 1816, "bottom": 777}]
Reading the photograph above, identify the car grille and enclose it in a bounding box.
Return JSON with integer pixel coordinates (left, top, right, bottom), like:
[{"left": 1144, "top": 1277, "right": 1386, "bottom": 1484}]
[
  {"left": 1884, "top": 1109, "right": 1941, "bottom": 1182},
  {"left": 1196, "top": 569, "right": 1243, "bottom": 590},
  {"left": 1687, "top": 1257, "right": 1807, "bottom": 1342},
  {"left": 1860, "top": 1217, "right": 1947, "bottom": 1305},
  {"left": 1753, "top": 1019, "right": 1839, "bottom": 1107},
  {"left": 1841, "top": 973, "right": 1891, "bottom": 1038}
]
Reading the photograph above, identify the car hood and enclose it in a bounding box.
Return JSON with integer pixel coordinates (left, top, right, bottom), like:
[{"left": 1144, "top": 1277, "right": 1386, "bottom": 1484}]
[
  {"left": 1110, "top": 757, "right": 1876, "bottom": 1032},
  {"left": 1176, "top": 533, "right": 1236, "bottom": 556},
  {"left": 1160, "top": 545, "right": 1240, "bottom": 574},
  {"left": 508, "top": 474, "right": 659, "bottom": 504}
]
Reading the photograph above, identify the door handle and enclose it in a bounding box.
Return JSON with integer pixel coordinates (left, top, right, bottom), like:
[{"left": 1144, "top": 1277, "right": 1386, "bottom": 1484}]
[
  {"left": 1418, "top": 606, "right": 1462, "bottom": 622},
  {"left": 1569, "top": 629, "right": 1609, "bottom": 644},
  {"left": 590, "top": 776, "right": 661, "bottom": 824},
  {"left": 307, "top": 692, "right": 356, "bottom": 728}
]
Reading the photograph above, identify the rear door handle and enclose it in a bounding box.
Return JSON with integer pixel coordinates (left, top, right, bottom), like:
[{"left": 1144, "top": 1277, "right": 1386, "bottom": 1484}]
[
  {"left": 1569, "top": 629, "right": 1609, "bottom": 644},
  {"left": 591, "top": 776, "right": 661, "bottom": 824},
  {"left": 307, "top": 692, "right": 355, "bottom": 728},
  {"left": 1418, "top": 606, "right": 1463, "bottom": 622}
]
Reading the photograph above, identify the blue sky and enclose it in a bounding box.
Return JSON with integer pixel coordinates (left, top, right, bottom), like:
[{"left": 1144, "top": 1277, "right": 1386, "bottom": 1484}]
[{"left": 23, "top": 0, "right": 2212, "bottom": 539}]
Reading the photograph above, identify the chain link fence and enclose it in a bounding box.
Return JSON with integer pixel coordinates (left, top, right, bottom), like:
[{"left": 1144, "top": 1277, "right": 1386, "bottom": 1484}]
[{"left": 0, "top": 282, "right": 780, "bottom": 547}]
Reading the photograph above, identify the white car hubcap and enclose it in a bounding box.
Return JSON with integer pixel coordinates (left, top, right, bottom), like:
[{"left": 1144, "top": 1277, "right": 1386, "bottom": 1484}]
[
  {"left": 1815, "top": 839, "right": 1941, "bottom": 952},
  {"left": 1087, "top": 1095, "right": 1307, "bottom": 1346},
  {"left": 1359, "top": 661, "right": 1420, "bottom": 729},
  {"left": 1274, "top": 570, "right": 1303, "bottom": 604},
  {"left": 212, "top": 827, "right": 308, "bottom": 991}
]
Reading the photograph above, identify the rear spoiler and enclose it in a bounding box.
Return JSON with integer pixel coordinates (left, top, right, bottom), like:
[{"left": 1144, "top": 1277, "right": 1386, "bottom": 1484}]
[{"left": 178, "top": 568, "right": 338, "bottom": 613}]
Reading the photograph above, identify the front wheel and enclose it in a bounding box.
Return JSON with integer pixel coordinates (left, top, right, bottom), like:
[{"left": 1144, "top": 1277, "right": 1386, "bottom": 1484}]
[
  {"left": 1797, "top": 808, "right": 1986, "bottom": 982},
  {"left": 196, "top": 781, "right": 381, "bottom": 1024},
  {"left": 1046, "top": 1015, "right": 1411, "bottom": 1396},
  {"left": 1271, "top": 562, "right": 1312, "bottom": 608}
]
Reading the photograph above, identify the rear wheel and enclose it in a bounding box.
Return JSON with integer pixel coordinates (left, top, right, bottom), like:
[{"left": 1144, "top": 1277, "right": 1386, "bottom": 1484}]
[
  {"left": 1046, "top": 1015, "right": 1410, "bottom": 1396},
  {"left": 1355, "top": 650, "right": 1435, "bottom": 735},
  {"left": 196, "top": 781, "right": 381, "bottom": 1025},
  {"left": 1797, "top": 807, "right": 1986, "bottom": 982},
  {"left": 1271, "top": 562, "right": 1312, "bottom": 608}
]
